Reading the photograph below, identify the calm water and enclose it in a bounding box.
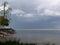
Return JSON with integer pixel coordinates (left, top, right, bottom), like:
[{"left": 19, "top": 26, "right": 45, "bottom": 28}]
[{"left": 12, "top": 30, "right": 60, "bottom": 44}]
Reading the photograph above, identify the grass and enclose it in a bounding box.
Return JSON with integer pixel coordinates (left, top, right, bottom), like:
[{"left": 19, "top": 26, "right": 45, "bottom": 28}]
[
  {"left": 0, "top": 39, "right": 36, "bottom": 45},
  {"left": 0, "top": 37, "right": 56, "bottom": 45}
]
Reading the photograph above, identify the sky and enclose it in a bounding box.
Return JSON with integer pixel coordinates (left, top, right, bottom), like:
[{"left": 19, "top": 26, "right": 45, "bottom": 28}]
[{"left": 0, "top": 0, "right": 60, "bottom": 29}]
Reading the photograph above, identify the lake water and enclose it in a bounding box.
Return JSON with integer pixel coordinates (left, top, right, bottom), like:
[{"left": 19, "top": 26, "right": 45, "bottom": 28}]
[{"left": 12, "top": 30, "right": 60, "bottom": 45}]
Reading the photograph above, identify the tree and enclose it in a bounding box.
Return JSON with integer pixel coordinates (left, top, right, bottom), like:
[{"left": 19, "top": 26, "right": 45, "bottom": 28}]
[{"left": 0, "top": 1, "right": 12, "bottom": 26}]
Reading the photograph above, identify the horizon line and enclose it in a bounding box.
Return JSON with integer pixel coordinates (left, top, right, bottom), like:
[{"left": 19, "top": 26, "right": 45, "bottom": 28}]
[{"left": 15, "top": 29, "right": 60, "bottom": 30}]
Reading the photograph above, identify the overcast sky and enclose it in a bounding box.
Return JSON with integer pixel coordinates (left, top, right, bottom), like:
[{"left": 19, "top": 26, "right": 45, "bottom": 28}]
[{"left": 0, "top": 0, "right": 60, "bottom": 29}]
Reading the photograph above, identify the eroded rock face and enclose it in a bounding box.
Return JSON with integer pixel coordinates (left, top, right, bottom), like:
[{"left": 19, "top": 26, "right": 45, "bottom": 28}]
[{"left": 0, "top": 26, "right": 15, "bottom": 37}]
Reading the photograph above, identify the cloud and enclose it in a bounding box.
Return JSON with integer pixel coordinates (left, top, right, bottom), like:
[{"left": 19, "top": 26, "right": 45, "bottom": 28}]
[
  {"left": 35, "top": 0, "right": 60, "bottom": 16},
  {"left": 10, "top": 0, "right": 60, "bottom": 17},
  {"left": 11, "top": 9, "right": 24, "bottom": 14},
  {"left": 3, "top": 0, "right": 60, "bottom": 29},
  {"left": 11, "top": 9, "right": 34, "bottom": 18},
  {"left": 11, "top": 9, "right": 24, "bottom": 17},
  {"left": 43, "top": 9, "right": 60, "bottom": 16},
  {"left": 23, "top": 13, "right": 33, "bottom": 18}
]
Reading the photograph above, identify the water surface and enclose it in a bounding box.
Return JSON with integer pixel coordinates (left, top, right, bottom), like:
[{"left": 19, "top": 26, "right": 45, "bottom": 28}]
[{"left": 12, "top": 30, "right": 60, "bottom": 44}]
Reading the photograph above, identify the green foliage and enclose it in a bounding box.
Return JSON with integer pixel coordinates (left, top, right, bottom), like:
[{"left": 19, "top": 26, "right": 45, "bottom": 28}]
[{"left": 0, "top": 16, "right": 9, "bottom": 26}]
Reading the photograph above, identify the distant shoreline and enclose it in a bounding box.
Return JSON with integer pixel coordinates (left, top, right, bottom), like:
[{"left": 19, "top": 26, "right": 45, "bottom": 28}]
[{"left": 15, "top": 29, "right": 60, "bottom": 30}]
